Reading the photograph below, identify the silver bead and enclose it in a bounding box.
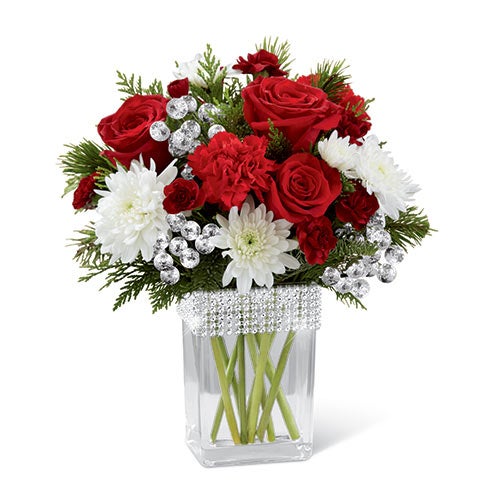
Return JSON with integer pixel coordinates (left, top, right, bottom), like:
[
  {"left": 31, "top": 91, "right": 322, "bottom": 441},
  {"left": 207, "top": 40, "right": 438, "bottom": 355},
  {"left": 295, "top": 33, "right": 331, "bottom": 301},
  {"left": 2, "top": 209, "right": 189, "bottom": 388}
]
[
  {"left": 367, "top": 210, "right": 386, "bottom": 229},
  {"left": 208, "top": 124, "right": 225, "bottom": 139},
  {"left": 345, "top": 260, "right": 366, "bottom": 278},
  {"left": 153, "top": 229, "right": 172, "bottom": 255},
  {"left": 351, "top": 278, "right": 370, "bottom": 298},
  {"left": 166, "top": 213, "right": 186, "bottom": 233},
  {"left": 153, "top": 252, "right": 173, "bottom": 271},
  {"left": 169, "top": 237, "right": 188, "bottom": 256},
  {"left": 198, "top": 103, "right": 219, "bottom": 123},
  {"left": 182, "top": 95, "right": 197, "bottom": 112},
  {"left": 366, "top": 228, "right": 391, "bottom": 250},
  {"left": 160, "top": 266, "right": 180, "bottom": 285},
  {"left": 149, "top": 121, "right": 170, "bottom": 142},
  {"left": 202, "top": 223, "right": 220, "bottom": 238},
  {"left": 169, "top": 129, "right": 193, "bottom": 152},
  {"left": 181, "top": 221, "right": 201, "bottom": 241},
  {"left": 321, "top": 267, "right": 341, "bottom": 286},
  {"left": 167, "top": 98, "right": 189, "bottom": 119},
  {"left": 180, "top": 247, "right": 200, "bottom": 268},
  {"left": 377, "top": 264, "right": 397, "bottom": 283},
  {"left": 181, "top": 120, "right": 201, "bottom": 139},
  {"left": 385, "top": 244, "right": 405, "bottom": 264},
  {"left": 181, "top": 164, "right": 194, "bottom": 180},
  {"left": 334, "top": 278, "right": 354, "bottom": 294},
  {"left": 195, "top": 235, "right": 215, "bottom": 254},
  {"left": 362, "top": 250, "right": 382, "bottom": 265}
]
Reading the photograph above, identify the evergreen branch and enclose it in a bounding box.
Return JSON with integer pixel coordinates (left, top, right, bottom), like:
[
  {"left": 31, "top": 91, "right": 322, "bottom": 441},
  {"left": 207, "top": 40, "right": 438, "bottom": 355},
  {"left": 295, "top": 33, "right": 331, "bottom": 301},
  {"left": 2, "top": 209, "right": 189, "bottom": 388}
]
[
  {"left": 256, "top": 37, "right": 295, "bottom": 73},
  {"left": 386, "top": 206, "right": 433, "bottom": 251},
  {"left": 265, "top": 120, "right": 292, "bottom": 162},
  {"left": 313, "top": 59, "right": 350, "bottom": 100},
  {"left": 196, "top": 44, "right": 227, "bottom": 102},
  {"left": 59, "top": 140, "right": 114, "bottom": 196},
  {"left": 116, "top": 70, "right": 163, "bottom": 100}
]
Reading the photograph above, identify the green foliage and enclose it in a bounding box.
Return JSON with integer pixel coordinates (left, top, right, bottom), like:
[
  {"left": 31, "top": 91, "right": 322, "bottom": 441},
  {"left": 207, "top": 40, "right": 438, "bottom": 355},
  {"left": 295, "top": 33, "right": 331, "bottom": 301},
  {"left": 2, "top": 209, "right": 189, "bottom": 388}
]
[
  {"left": 59, "top": 140, "right": 115, "bottom": 196},
  {"left": 313, "top": 59, "right": 350, "bottom": 100},
  {"left": 116, "top": 70, "right": 163, "bottom": 100},
  {"left": 386, "top": 206, "right": 433, "bottom": 251},
  {"left": 265, "top": 121, "right": 292, "bottom": 162},
  {"left": 255, "top": 37, "right": 294, "bottom": 74},
  {"left": 340, "top": 174, "right": 356, "bottom": 194}
]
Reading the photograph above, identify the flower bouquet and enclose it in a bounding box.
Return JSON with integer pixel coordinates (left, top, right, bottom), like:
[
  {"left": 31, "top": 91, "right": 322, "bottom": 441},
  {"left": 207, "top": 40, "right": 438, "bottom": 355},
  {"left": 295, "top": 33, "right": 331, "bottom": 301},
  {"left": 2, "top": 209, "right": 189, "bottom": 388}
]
[{"left": 60, "top": 38, "right": 431, "bottom": 466}]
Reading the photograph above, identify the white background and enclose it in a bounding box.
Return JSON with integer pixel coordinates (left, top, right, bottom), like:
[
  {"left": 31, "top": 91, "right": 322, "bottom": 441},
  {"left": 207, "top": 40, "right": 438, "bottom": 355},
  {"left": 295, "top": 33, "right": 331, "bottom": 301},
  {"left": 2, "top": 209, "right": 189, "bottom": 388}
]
[{"left": 1, "top": 1, "right": 491, "bottom": 490}]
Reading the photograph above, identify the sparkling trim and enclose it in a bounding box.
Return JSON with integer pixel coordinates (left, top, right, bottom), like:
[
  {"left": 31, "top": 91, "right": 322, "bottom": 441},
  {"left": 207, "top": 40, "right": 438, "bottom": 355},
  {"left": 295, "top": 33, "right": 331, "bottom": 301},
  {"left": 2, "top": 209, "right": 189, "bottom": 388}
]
[{"left": 177, "top": 284, "right": 321, "bottom": 337}]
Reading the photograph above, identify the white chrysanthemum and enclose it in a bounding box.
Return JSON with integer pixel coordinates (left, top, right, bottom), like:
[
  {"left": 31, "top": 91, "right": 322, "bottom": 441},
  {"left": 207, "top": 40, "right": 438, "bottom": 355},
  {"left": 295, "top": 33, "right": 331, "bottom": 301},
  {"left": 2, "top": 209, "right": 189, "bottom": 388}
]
[
  {"left": 173, "top": 54, "right": 209, "bottom": 88},
  {"left": 356, "top": 136, "right": 420, "bottom": 219},
  {"left": 212, "top": 197, "right": 300, "bottom": 294},
  {"left": 318, "top": 130, "right": 359, "bottom": 174},
  {"left": 95, "top": 158, "right": 177, "bottom": 264}
]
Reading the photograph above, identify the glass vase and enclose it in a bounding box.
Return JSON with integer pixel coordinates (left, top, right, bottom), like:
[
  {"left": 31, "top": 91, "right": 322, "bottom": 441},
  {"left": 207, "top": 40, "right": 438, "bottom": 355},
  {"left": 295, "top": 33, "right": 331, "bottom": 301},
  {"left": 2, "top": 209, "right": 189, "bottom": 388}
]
[{"left": 177, "top": 284, "right": 321, "bottom": 467}]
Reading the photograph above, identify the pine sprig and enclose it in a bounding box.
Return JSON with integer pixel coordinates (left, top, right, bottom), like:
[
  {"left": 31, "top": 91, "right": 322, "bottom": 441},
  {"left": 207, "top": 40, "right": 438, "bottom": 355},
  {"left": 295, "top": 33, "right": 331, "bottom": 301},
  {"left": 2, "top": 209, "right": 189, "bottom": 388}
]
[
  {"left": 256, "top": 37, "right": 294, "bottom": 74},
  {"left": 265, "top": 120, "right": 292, "bottom": 162},
  {"left": 59, "top": 140, "right": 114, "bottom": 196},
  {"left": 386, "top": 206, "right": 433, "bottom": 251},
  {"left": 195, "top": 44, "right": 227, "bottom": 102},
  {"left": 116, "top": 70, "right": 163, "bottom": 100},
  {"left": 313, "top": 60, "right": 350, "bottom": 100}
]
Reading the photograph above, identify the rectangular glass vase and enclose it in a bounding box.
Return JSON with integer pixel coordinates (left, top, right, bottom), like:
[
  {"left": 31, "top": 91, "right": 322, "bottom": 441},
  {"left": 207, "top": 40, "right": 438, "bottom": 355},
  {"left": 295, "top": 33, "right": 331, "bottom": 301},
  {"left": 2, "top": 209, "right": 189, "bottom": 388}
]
[{"left": 178, "top": 284, "right": 321, "bottom": 467}]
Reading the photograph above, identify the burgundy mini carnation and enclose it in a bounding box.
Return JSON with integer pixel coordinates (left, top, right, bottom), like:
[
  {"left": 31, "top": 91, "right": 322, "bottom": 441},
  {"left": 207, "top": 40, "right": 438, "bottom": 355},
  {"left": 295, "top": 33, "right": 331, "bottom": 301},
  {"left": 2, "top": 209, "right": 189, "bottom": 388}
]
[
  {"left": 72, "top": 173, "right": 97, "bottom": 210},
  {"left": 296, "top": 216, "right": 337, "bottom": 265},
  {"left": 233, "top": 49, "right": 288, "bottom": 77},
  {"left": 167, "top": 78, "right": 189, "bottom": 98},
  {"left": 335, "top": 85, "right": 372, "bottom": 145},
  {"left": 163, "top": 178, "right": 205, "bottom": 214},
  {"left": 188, "top": 132, "right": 276, "bottom": 211},
  {"left": 335, "top": 182, "right": 379, "bottom": 230}
]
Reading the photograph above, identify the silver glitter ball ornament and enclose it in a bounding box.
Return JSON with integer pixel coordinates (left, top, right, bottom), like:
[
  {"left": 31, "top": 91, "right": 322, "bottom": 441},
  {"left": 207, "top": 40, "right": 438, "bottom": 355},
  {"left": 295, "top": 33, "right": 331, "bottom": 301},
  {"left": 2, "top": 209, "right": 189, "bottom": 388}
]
[
  {"left": 351, "top": 279, "right": 370, "bottom": 298},
  {"left": 167, "top": 98, "right": 189, "bottom": 119},
  {"left": 182, "top": 95, "right": 197, "bottom": 112},
  {"left": 198, "top": 103, "right": 219, "bottom": 123},
  {"left": 362, "top": 250, "right": 382, "bottom": 265},
  {"left": 181, "top": 164, "right": 194, "bottom": 180},
  {"left": 169, "top": 236, "right": 188, "bottom": 256},
  {"left": 153, "top": 229, "right": 172, "bottom": 255},
  {"left": 366, "top": 228, "right": 391, "bottom": 250},
  {"left": 202, "top": 223, "right": 220, "bottom": 238},
  {"left": 377, "top": 264, "right": 397, "bottom": 283},
  {"left": 149, "top": 121, "right": 170, "bottom": 142},
  {"left": 208, "top": 124, "right": 225, "bottom": 139},
  {"left": 365, "top": 264, "right": 379, "bottom": 277},
  {"left": 345, "top": 260, "right": 366, "bottom": 278},
  {"left": 170, "top": 129, "right": 193, "bottom": 152},
  {"left": 367, "top": 210, "right": 386, "bottom": 229},
  {"left": 153, "top": 252, "right": 173, "bottom": 271},
  {"left": 166, "top": 213, "right": 186, "bottom": 233},
  {"left": 160, "top": 266, "right": 180, "bottom": 285},
  {"left": 385, "top": 244, "right": 405, "bottom": 264},
  {"left": 181, "top": 120, "right": 201, "bottom": 139},
  {"left": 195, "top": 235, "right": 215, "bottom": 254},
  {"left": 335, "top": 278, "right": 354, "bottom": 294},
  {"left": 321, "top": 267, "right": 341, "bottom": 286},
  {"left": 180, "top": 247, "right": 200, "bottom": 268},
  {"left": 181, "top": 221, "right": 201, "bottom": 241}
]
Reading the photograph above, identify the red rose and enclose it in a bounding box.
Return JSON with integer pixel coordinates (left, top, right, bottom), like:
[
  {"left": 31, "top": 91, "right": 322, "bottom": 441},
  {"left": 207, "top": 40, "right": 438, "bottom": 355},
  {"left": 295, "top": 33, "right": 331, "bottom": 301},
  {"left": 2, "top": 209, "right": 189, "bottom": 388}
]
[
  {"left": 72, "top": 173, "right": 97, "bottom": 210},
  {"left": 296, "top": 216, "right": 337, "bottom": 265},
  {"left": 242, "top": 76, "right": 342, "bottom": 151},
  {"left": 335, "top": 85, "right": 371, "bottom": 145},
  {"left": 188, "top": 132, "right": 276, "bottom": 210},
  {"left": 97, "top": 94, "right": 173, "bottom": 172},
  {"left": 232, "top": 49, "right": 288, "bottom": 77},
  {"left": 335, "top": 182, "right": 379, "bottom": 230},
  {"left": 264, "top": 153, "right": 341, "bottom": 223},
  {"left": 167, "top": 78, "right": 189, "bottom": 98},
  {"left": 163, "top": 178, "right": 205, "bottom": 214}
]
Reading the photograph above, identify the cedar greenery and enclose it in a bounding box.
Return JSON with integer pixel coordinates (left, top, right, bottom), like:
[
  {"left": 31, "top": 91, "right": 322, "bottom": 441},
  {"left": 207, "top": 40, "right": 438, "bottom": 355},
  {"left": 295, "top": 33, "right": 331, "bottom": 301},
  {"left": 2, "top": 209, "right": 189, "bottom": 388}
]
[{"left": 116, "top": 71, "right": 163, "bottom": 100}]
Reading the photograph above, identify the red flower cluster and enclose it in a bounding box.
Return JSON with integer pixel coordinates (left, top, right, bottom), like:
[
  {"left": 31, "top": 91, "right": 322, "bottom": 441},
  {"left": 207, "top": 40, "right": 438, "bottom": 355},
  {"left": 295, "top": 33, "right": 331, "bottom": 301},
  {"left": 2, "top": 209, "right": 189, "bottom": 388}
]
[
  {"left": 72, "top": 173, "right": 97, "bottom": 210},
  {"left": 233, "top": 49, "right": 288, "bottom": 77},
  {"left": 335, "top": 85, "right": 371, "bottom": 145},
  {"left": 164, "top": 178, "right": 205, "bottom": 214}
]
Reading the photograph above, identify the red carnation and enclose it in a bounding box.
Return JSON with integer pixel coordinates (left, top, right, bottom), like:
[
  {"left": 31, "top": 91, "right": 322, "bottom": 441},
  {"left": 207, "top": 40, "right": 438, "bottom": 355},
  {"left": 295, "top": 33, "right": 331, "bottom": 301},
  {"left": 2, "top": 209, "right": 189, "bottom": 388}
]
[
  {"left": 167, "top": 78, "right": 189, "bottom": 98},
  {"left": 264, "top": 153, "right": 342, "bottom": 223},
  {"left": 335, "top": 85, "right": 372, "bottom": 145},
  {"left": 233, "top": 49, "right": 287, "bottom": 77},
  {"left": 188, "top": 132, "right": 276, "bottom": 211},
  {"left": 296, "top": 216, "right": 337, "bottom": 265},
  {"left": 242, "top": 76, "right": 342, "bottom": 152},
  {"left": 163, "top": 178, "right": 205, "bottom": 214},
  {"left": 72, "top": 173, "right": 97, "bottom": 210},
  {"left": 335, "top": 182, "right": 379, "bottom": 230},
  {"left": 97, "top": 94, "right": 173, "bottom": 173},
  {"left": 297, "top": 74, "right": 320, "bottom": 86}
]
